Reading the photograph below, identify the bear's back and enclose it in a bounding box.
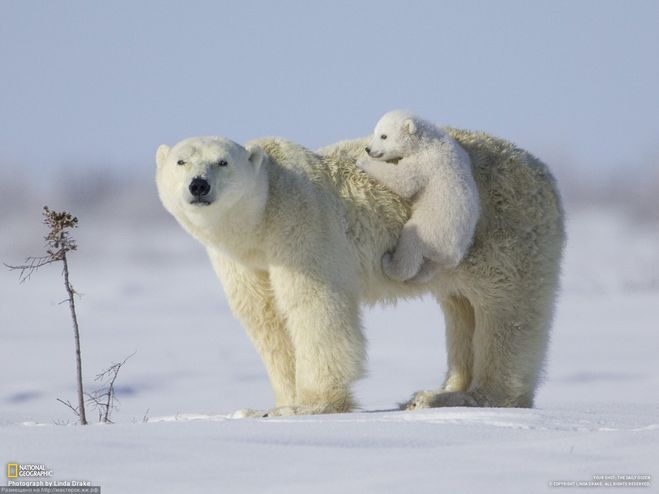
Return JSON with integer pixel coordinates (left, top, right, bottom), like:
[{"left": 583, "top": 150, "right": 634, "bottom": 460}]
[
  {"left": 254, "top": 136, "right": 411, "bottom": 243},
  {"left": 445, "top": 128, "right": 565, "bottom": 285}
]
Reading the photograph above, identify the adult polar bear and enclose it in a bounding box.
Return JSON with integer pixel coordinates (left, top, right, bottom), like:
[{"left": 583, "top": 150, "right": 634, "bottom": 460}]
[{"left": 155, "top": 129, "right": 564, "bottom": 416}]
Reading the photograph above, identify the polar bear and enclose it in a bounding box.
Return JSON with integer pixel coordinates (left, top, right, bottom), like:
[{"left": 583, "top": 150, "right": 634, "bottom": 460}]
[
  {"left": 155, "top": 129, "right": 564, "bottom": 416},
  {"left": 357, "top": 110, "right": 480, "bottom": 283}
]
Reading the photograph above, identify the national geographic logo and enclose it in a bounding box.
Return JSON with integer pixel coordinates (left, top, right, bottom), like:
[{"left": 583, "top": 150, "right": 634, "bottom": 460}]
[
  {"left": 6, "top": 463, "right": 53, "bottom": 478},
  {"left": 4, "top": 463, "right": 100, "bottom": 493}
]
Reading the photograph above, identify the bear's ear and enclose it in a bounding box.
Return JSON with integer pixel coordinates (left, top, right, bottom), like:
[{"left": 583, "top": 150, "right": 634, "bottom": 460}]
[
  {"left": 246, "top": 144, "right": 265, "bottom": 171},
  {"left": 403, "top": 119, "right": 417, "bottom": 135},
  {"left": 156, "top": 144, "right": 171, "bottom": 169}
]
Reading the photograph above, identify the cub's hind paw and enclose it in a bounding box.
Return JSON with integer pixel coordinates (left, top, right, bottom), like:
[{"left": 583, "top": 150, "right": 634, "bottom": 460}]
[{"left": 382, "top": 252, "right": 418, "bottom": 282}]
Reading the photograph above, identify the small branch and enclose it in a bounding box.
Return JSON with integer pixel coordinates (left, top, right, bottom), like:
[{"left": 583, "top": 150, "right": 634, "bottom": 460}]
[
  {"left": 86, "top": 351, "right": 136, "bottom": 423},
  {"left": 56, "top": 398, "right": 80, "bottom": 418},
  {"left": 4, "top": 256, "right": 60, "bottom": 284},
  {"left": 85, "top": 392, "right": 107, "bottom": 423}
]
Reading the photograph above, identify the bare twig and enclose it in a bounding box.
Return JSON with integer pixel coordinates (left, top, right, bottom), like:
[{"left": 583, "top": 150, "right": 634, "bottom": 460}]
[
  {"left": 85, "top": 392, "right": 104, "bottom": 423},
  {"left": 86, "top": 351, "right": 136, "bottom": 423},
  {"left": 56, "top": 398, "right": 80, "bottom": 418},
  {"left": 3, "top": 256, "right": 58, "bottom": 283}
]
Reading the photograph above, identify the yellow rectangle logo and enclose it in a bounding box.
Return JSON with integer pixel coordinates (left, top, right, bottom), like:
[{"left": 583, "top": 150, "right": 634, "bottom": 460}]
[{"left": 7, "top": 463, "right": 18, "bottom": 478}]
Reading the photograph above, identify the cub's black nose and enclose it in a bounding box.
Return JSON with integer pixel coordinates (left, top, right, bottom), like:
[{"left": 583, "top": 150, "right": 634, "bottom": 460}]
[
  {"left": 365, "top": 146, "right": 371, "bottom": 153},
  {"left": 189, "top": 177, "right": 211, "bottom": 197}
]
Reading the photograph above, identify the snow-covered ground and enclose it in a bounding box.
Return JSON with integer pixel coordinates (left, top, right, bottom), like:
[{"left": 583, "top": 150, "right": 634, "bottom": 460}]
[{"left": 1, "top": 196, "right": 657, "bottom": 492}]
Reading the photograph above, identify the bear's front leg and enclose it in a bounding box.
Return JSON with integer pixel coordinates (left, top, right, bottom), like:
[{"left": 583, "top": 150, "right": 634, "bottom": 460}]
[
  {"left": 269, "top": 265, "right": 366, "bottom": 414},
  {"left": 208, "top": 251, "right": 297, "bottom": 408}
]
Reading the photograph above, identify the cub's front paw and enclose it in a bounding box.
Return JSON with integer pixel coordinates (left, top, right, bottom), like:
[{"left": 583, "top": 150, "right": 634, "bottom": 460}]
[{"left": 356, "top": 160, "right": 376, "bottom": 175}]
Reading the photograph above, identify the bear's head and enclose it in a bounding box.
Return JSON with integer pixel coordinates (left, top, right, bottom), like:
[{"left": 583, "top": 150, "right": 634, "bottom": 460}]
[
  {"left": 155, "top": 137, "right": 265, "bottom": 226},
  {"left": 365, "top": 110, "right": 420, "bottom": 163}
]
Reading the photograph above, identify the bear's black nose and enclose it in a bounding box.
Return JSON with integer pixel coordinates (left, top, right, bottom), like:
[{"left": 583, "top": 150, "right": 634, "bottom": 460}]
[
  {"left": 365, "top": 146, "right": 371, "bottom": 154},
  {"left": 189, "top": 177, "right": 211, "bottom": 197}
]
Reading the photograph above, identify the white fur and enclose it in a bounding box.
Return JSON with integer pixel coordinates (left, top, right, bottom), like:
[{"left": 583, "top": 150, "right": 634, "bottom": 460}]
[
  {"left": 156, "top": 130, "right": 565, "bottom": 415},
  {"left": 358, "top": 110, "right": 480, "bottom": 282}
]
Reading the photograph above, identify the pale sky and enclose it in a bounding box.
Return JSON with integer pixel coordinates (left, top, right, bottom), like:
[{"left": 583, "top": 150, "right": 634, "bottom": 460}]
[{"left": 1, "top": 0, "right": 658, "bottom": 177}]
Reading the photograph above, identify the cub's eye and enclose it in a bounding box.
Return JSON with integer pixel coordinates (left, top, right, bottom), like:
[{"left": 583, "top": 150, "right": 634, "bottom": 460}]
[
  {"left": 177, "top": 160, "right": 186, "bottom": 166},
  {"left": 380, "top": 134, "right": 387, "bottom": 140},
  {"left": 217, "top": 159, "right": 228, "bottom": 167}
]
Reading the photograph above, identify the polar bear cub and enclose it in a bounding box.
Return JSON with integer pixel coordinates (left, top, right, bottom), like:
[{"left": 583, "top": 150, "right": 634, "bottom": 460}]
[{"left": 358, "top": 110, "right": 480, "bottom": 282}]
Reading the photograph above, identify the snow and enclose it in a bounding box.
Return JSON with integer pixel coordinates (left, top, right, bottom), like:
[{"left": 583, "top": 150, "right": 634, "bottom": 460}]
[{"left": 1, "top": 201, "right": 658, "bottom": 493}]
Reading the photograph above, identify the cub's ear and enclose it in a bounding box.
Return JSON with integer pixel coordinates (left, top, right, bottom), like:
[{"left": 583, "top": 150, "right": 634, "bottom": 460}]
[
  {"left": 156, "top": 144, "right": 171, "bottom": 169},
  {"left": 403, "top": 118, "right": 417, "bottom": 135},
  {"left": 246, "top": 144, "right": 265, "bottom": 171}
]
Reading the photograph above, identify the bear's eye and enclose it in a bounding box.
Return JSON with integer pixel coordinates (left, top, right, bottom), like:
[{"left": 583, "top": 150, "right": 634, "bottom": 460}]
[
  {"left": 380, "top": 134, "right": 387, "bottom": 140},
  {"left": 217, "top": 159, "right": 228, "bottom": 167},
  {"left": 177, "top": 160, "right": 186, "bottom": 166}
]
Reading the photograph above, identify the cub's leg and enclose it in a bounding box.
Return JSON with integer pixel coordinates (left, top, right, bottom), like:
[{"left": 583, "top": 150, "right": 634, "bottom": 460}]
[
  {"left": 407, "top": 259, "right": 440, "bottom": 284},
  {"left": 382, "top": 221, "right": 425, "bottom": 281}
]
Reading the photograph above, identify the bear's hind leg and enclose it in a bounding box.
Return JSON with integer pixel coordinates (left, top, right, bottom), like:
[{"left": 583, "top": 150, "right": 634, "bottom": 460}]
[
  {"left": 441, "top": 294, "right": 475, "bottom": 392},
  {"left": 465, "top": 298, "right": 551, "bottom": 408},
  {"left": 404, "top": 289, "right": 552, "bottom": 409},
  {"left": 402, "top": 294, "right": 476, "bottom": 410}
]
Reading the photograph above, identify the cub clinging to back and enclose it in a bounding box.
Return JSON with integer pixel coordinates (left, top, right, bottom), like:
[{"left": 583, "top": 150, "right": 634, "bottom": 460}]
[{"left": 358, "top": 110, "right": 480, "bottom": 283}]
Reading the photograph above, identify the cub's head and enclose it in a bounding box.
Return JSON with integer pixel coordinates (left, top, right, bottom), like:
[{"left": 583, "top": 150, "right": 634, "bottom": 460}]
[
  {"left": 365, "top": 110, "right": 420, "bottom": 163},
  {"left": 155, "top": 137, "right": 265, "bottom": 224}
]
